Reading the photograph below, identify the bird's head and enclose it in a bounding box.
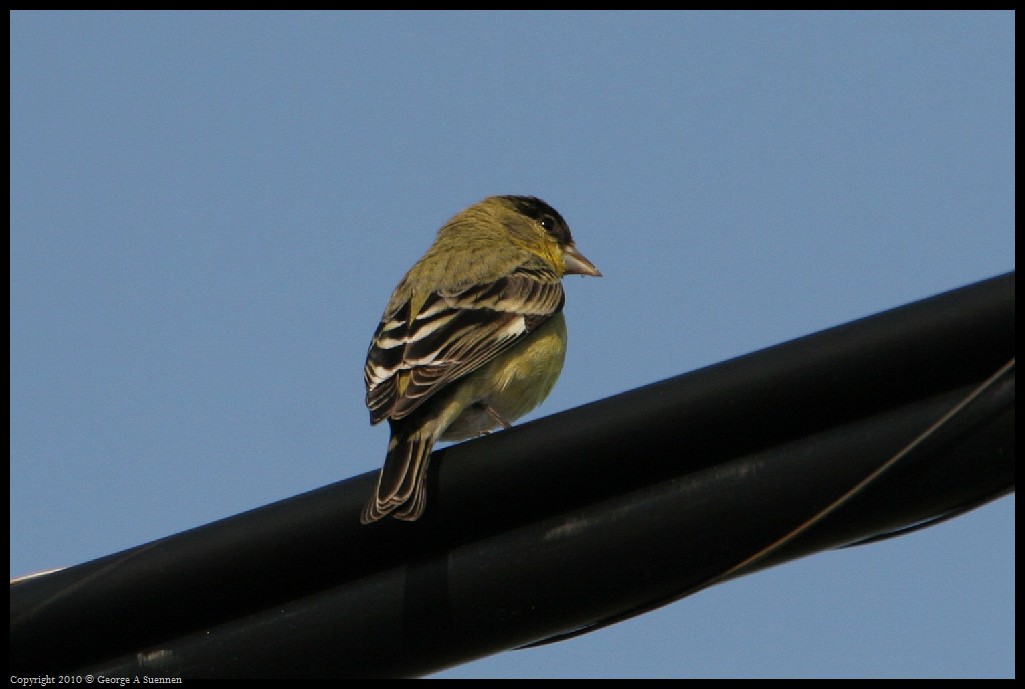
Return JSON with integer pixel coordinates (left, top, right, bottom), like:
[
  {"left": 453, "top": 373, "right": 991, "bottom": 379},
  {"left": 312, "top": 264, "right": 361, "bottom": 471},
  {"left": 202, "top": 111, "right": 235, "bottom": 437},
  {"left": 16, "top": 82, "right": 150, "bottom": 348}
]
[{"left": 480, "top": 195, "right": 602, "bottom": 278}]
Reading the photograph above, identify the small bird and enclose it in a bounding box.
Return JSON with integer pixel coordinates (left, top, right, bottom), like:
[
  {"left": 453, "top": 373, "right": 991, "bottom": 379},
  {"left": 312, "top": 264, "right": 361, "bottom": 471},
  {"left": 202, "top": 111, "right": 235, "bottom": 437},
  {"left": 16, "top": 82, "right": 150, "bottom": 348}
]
[{"left": 361, "top": 195, "right": 601, "bottom": 523}]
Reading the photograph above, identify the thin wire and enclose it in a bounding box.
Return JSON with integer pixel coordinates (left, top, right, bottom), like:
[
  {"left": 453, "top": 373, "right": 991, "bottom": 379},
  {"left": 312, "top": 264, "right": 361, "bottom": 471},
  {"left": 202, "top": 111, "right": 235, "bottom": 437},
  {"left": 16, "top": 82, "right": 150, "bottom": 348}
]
[{"left": 524, "top": 357, "right": 1015, "bottom": 648}]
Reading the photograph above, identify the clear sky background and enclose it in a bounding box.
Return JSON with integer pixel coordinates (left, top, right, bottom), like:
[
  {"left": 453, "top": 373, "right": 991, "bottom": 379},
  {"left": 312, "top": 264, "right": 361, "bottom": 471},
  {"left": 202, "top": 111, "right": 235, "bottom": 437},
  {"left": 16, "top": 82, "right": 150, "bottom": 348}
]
[{"left": 10, "top": 11, "right": 1014, "bottom": 679}]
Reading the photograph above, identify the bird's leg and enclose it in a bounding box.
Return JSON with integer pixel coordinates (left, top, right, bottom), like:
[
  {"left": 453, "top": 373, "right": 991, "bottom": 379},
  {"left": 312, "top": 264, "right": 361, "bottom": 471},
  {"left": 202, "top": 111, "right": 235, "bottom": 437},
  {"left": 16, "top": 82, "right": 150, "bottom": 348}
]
[{"left": 475, "top": 402, "right": 512, "bottom": 431}]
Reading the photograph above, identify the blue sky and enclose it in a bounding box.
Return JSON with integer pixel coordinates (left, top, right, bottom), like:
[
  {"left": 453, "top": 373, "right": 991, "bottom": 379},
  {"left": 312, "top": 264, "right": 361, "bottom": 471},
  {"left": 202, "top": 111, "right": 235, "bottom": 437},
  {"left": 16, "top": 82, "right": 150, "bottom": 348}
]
[{"left": 10, "top": 11, "right": 1013, "bottom": 678}]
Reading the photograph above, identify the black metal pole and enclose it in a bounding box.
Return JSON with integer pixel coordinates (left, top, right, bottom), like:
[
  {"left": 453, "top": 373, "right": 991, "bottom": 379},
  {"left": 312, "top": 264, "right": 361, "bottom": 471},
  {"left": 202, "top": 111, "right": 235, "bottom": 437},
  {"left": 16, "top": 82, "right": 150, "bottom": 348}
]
[{"left": 10, "top": 271, "right": 1014, "bottom": 678}]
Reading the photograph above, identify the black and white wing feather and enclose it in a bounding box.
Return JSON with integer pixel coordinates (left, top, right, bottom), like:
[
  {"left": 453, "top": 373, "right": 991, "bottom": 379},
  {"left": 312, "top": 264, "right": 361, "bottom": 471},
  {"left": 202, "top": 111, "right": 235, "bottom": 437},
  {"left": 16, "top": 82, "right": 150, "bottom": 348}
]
[{"left": 364, "top": 260, "right": 565, "bottom": 424}]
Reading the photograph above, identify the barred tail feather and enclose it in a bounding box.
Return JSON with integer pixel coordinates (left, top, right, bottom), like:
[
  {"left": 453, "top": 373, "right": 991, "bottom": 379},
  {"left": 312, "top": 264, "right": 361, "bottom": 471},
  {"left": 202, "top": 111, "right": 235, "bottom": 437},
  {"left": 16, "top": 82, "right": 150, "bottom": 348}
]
[{"left": 360, "top": 428, "right": 436, "bottom": 524}]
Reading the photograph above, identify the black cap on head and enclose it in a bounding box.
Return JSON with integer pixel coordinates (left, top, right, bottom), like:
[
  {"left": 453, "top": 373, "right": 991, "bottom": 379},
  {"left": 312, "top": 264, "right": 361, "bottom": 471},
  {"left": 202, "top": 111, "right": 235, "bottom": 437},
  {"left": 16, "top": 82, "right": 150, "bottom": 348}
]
[{"left": 499, "top": 195, "right": 572, "bottom": 245}]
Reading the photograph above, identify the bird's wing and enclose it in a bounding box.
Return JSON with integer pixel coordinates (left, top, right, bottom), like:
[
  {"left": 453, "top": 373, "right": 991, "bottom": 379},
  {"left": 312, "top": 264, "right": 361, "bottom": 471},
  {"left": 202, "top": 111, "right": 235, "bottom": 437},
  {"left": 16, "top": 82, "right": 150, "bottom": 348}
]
[{"left": 364, "top": 259, "right": 565, "bottom": 424}]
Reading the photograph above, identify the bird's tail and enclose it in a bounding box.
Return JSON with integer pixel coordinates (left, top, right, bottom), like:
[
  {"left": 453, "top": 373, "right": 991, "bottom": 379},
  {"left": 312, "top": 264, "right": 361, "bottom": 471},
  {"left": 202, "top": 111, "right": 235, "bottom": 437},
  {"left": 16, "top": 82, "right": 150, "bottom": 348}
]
[{"left": 360, "top": 425, "right": 437, "bottom": 524}]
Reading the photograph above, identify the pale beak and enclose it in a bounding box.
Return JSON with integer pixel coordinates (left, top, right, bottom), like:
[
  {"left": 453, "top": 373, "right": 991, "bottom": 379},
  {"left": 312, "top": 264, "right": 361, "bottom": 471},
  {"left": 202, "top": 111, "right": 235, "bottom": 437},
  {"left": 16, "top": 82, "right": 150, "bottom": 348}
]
[{"left": 563, "top": 243, "right": 602, "bottom": 277}]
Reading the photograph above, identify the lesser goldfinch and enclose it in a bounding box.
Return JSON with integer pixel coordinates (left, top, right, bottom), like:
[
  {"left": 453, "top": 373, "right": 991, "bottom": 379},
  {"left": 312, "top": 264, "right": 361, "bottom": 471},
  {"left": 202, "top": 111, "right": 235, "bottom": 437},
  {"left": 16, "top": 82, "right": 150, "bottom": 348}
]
[{"left": 360, "top": 195, "right": 601, "bottom": 524}]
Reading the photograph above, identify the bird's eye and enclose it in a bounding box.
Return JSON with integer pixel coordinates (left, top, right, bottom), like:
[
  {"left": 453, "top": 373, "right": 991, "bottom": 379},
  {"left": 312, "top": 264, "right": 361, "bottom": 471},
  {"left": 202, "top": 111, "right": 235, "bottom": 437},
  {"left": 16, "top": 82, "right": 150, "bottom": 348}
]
[{"left": 537, "top": 212, "right": 569, "bottom": 243}]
